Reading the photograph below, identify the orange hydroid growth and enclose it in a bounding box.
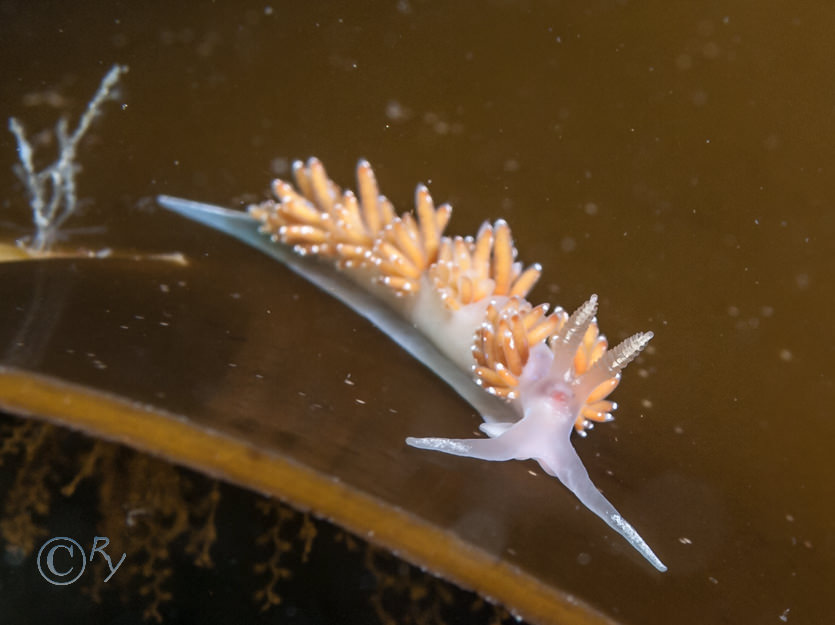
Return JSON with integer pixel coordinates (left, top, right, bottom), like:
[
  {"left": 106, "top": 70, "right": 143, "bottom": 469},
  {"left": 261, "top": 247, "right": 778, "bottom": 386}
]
[
  {"left": 249, "top": 158, "right": 450, "bottom": 291},
  {"left": 249, "top": 157, "right": 628, "bottom": 432},
  {"left": 472, "top": 298, "right": 564, "bottom": 399},
  {"left": 568, "top": 321, "right": 619, "bottom": 434},
  {"left": 430, "top": 221, "right": 541, "bottom": 311},
  {"left": 371, "top": 184, "right": 451, "bottom": 295}
]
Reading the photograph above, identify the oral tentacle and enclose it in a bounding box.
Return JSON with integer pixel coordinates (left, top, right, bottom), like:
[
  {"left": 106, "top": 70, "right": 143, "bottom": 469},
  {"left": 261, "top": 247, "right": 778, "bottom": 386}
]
[
  {"left": 406, "top": 409, "right": 545, "bottom": 461},
  {"left": 534, "top": 436, "right": 667, "bottom": 572}
]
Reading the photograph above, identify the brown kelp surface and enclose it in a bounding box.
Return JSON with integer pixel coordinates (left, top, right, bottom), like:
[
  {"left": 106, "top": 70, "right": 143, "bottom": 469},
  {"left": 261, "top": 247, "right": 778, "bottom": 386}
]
[
  {"left": 0, "top": 251, "right": 616, "bottom": 625},
  {"left": 1, "top": 1, "right": 833, "bottom": 624},
  {"left": 0, "top": 412, "right": 528, "bottom": 624}
]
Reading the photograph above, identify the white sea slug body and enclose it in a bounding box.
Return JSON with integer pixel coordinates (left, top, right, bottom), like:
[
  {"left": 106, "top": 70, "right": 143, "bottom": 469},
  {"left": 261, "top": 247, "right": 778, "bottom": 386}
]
[{"left": 157, "top": 157, "right": 666, "bottom": 572}]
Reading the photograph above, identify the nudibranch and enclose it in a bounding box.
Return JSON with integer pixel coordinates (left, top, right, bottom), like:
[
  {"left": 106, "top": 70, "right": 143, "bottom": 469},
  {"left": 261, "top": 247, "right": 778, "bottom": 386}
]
[{"left": 157, "top": 157, "right": 666, "bottom": 572}]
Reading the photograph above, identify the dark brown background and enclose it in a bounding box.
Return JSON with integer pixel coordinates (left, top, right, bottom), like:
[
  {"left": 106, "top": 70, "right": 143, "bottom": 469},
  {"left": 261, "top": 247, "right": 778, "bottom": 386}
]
[{"left": 1, "top": 1, "right": 832, "bottom": 623}]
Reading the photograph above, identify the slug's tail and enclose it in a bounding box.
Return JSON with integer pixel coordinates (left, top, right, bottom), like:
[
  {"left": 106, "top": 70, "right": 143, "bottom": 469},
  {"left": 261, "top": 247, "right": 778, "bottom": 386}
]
[{"left": 156, "top": 194, "right": 522, "bottom": 428}]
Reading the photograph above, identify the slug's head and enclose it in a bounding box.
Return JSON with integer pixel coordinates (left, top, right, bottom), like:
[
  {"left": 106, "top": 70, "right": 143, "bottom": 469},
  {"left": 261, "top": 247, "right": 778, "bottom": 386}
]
[{"left": 472, "top": 294, "right": 653, "bottom": 436}]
